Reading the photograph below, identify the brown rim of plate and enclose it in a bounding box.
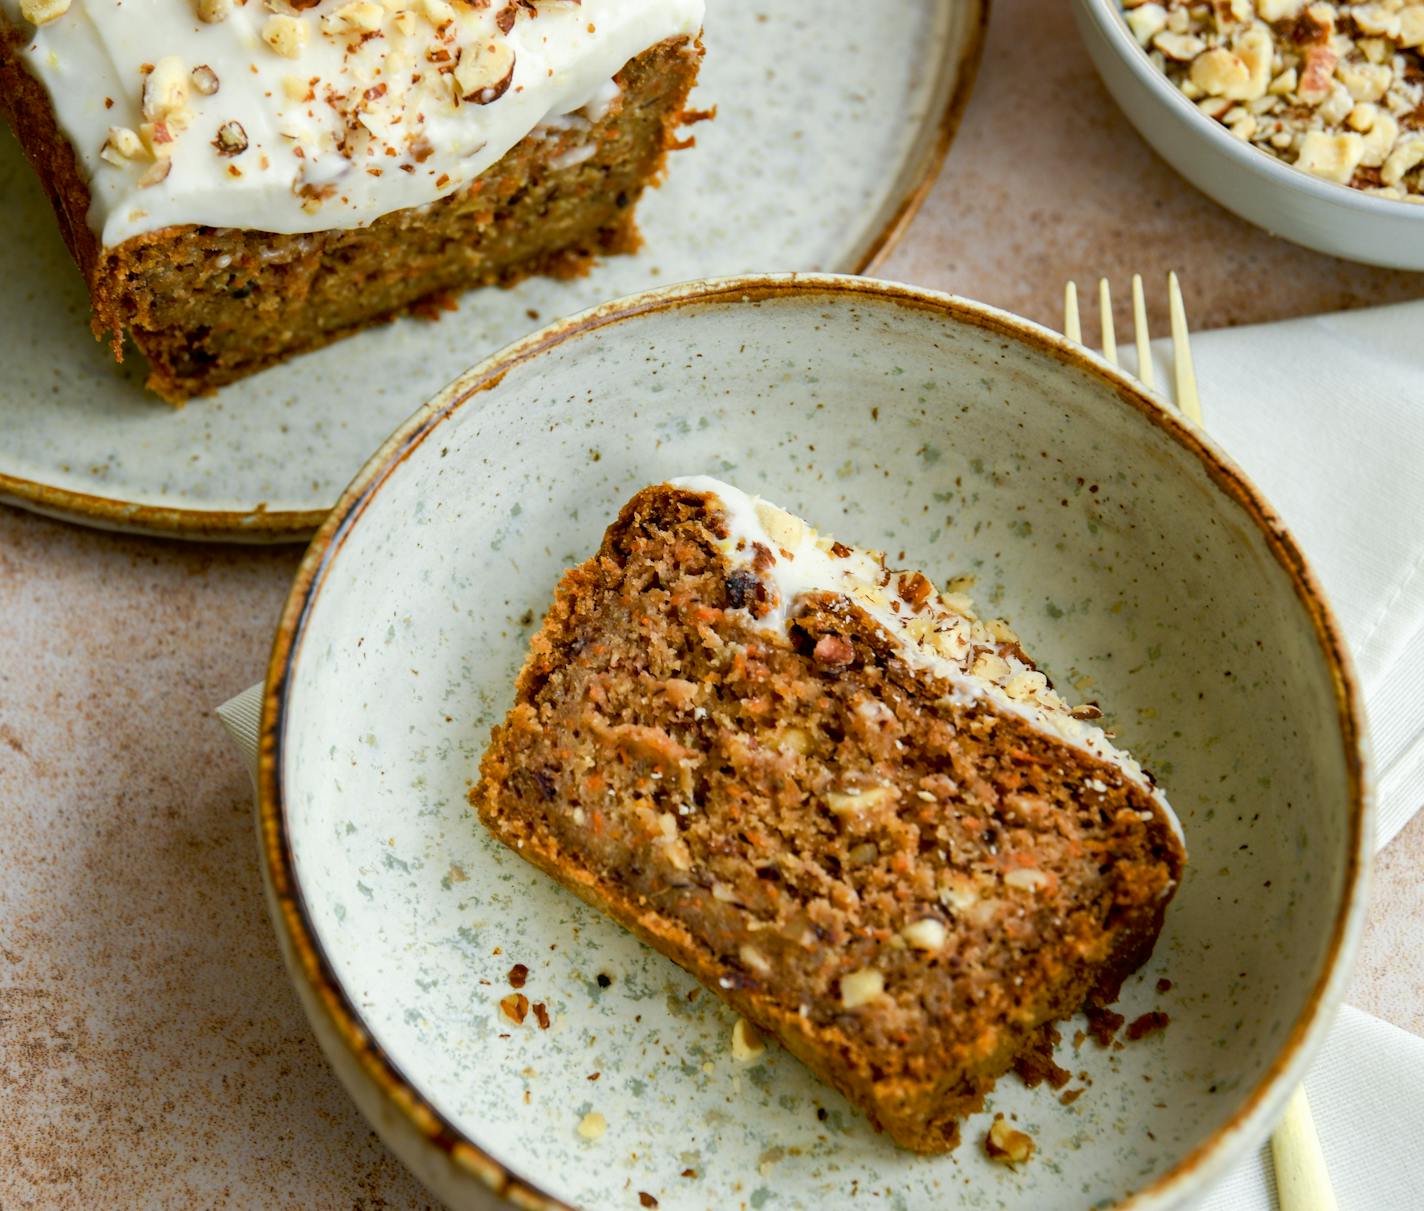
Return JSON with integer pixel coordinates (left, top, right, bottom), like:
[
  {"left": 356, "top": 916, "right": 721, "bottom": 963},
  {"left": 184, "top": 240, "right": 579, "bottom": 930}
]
[
  {"left": 257, "top": 273, "right": 1372, "bottom": 1211},
  {"left": 0, "top": 1, "right": 989, "bottom": 546}
]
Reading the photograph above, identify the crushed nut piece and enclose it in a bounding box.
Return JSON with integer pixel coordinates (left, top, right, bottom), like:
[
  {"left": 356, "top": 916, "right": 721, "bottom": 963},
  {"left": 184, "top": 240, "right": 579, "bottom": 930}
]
[
  {"left": 262, "top": 14, "right": 307, "bottom": 58},
  {"left": 901, "top": 918, "right": 948, "bottom": 951},
  {"left": 212, "top": 120, "right": 248, "bottom": 156},
  {"left": 20, "top": 0, "right": 69, "bottom": 25},
  {"left": 576, "top": 1110, "right": 607, "bottom": 1140},
  {"left": 839, "top": 968, "right": 885, "bottom": 1009},
  {"left": 985, "top": 1116, "right": 1035, "bottom": 1166},
  {"left": 731, "top": 1017, "right": 766, "bottom": 1062},
  {"left": 190, "top": 65, "right": 220, "bottom": 96}
]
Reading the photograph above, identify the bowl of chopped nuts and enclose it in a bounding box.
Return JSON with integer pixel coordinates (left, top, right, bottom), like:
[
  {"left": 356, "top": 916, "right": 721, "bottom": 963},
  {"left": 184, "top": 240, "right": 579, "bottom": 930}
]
[{"left": 1074, "top": 0, "right": 1424, "bottom": 269}]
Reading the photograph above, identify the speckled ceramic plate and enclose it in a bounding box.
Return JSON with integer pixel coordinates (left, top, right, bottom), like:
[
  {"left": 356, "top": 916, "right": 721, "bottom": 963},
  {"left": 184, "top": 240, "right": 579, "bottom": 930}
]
[
  {"left": 258, "top": 276, "right": 1371, "bottom": 1210},
  {"left": 0, "top": 0, "right": 985, "bottom": 542}
]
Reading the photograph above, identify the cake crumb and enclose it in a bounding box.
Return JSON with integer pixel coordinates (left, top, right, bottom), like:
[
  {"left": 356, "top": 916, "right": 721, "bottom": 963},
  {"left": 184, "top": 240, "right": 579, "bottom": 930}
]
[
  {"left": 1086, "top": 1005, "right": 1126, "bottom": 1047},
  {"left": 1126, "top": 1011, "right": 1171, "bottom": 1041},
  {"left": 1013, "top": 1023, "right": 1070, "bottom": 1089},
  {"left": 577, "top": 1111, "right": 607, "bottom": 1140}
]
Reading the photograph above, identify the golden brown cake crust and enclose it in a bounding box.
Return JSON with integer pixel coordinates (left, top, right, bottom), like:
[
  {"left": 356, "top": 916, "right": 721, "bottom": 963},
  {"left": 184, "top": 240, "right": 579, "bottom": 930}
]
[
  {"left": 473, "top": 485, "right": 1186, "bottom": 1153},
  {"left": 0, "top": 34, "right": 703, "bottom": 404}
]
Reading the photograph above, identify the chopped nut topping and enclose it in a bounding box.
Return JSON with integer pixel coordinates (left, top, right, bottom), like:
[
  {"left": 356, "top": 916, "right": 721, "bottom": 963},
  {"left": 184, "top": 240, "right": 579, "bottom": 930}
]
[
  {"left": 195, "top": 0, "right": 232, "bottom": 22},
  {"left": 262, "top": 14, "right": 308, "bottom": 59},
  {"left": 731, "top": 1017, "right": 766, "bottom": 1062},
  {"left": 190, "top": 65, "right": 220, "bottom": 96},
  {"left": 1124, "top": 0, "right": 1424, "bottom": 198},
  {"left": 985, "top": 1116, "right": 1035, "bottom": 1166},
  {"left": 20, "top": 0, "right": 69, "bottom": 25},
  {"left": 143, "top": 57, "right": 193, "bottom": 130},
  {"left": 499, "top": 992, "right": 529, "bottom": 1024},
  {"left": 576, "top": 1110, "right": 607, "bottom": 1140},
  {"left": 212, "top": 120, "right": 249, "bottom": 157},
  {"left": 755, "top": 501, "right": 806, "bottom": 551},
  {"left": 100, "top": 125, "right": 146, "bottom": 167},
  {"left": 138, "top": 155, "right": 173, "bottom": 188},
  {"left": 454, "top": 36, "right": 517, "bottom": 105}
]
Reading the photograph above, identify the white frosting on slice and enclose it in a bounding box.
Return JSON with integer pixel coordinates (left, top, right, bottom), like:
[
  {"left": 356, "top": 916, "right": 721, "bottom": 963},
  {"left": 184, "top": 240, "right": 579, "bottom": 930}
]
[
  {"left": 670, "top": 475, "right": 1184, "bottom": 846},
  {"left": 0, "top": 0, "right": 703, "bottom": 248}
]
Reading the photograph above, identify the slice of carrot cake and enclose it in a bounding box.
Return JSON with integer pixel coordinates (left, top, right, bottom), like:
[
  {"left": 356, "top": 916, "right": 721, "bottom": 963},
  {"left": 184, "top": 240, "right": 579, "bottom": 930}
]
[
  {"left": 0, "top": 0, "right": 705, "bottom": 402},
  {"left": 472, "top": 478, "right": 1186, "bottom": 1153}
]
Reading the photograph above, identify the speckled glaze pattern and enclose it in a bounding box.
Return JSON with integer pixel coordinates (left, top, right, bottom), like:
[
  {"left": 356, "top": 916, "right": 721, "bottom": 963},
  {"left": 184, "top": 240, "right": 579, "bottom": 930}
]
[
  {"left": 261, "top": 277, "right": 1370, "bottom": 1211},
  {"left": 0, "top": 0, "right": 985, "bottom": 541}
]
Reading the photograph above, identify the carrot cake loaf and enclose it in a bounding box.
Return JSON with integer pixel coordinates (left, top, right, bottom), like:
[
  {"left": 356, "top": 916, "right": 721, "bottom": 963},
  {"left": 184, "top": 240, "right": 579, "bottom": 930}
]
[
  {"left": 0, "top": 0, "right": 705, "bottom": 402},
  {"left": 473, "top": 479, "right": 1187, "bottom": 1152}
]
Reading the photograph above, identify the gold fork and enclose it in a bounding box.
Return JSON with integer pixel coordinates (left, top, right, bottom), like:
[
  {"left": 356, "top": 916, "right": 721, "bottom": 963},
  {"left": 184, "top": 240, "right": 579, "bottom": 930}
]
[
  {"left": 1063, "top": 272, "right": 1202, "bottom": 425},
  {"left": 1062, "top": 274, "right": 1338, "bottom": 1211}
]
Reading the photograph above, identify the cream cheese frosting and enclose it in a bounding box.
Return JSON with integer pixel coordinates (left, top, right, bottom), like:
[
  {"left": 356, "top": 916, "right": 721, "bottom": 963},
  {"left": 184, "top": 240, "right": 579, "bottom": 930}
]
[
  {"left": 670, "top": 475, "right": 1184, "bottom": 845},
  {"left": 0, "top": 0, "right": 703, "bottom": 249}
]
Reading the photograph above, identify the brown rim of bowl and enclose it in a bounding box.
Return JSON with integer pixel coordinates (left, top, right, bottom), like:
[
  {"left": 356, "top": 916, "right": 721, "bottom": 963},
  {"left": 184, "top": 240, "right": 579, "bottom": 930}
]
[
  {"left": 257, "top": 273, "right": 1372, "bottom": 1211},
  {"left": 0, "top": 0, "right": 989, "bottom": 546}
]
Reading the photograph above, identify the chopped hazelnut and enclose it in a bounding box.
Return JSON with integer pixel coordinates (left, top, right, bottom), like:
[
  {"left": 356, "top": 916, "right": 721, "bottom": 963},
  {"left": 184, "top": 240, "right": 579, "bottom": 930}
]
[
  {"left": 190, "top": 65, "right": 220, "bottom": 96},
  {"left": 731, "top": 1017, "right": 766, "bottom": 1062},
  {"left": 262, "top": 14, "right": 308, "bottom": 59},
  {"left": 20, "top": 0, "right": 69, "bottom": 25},
  {"left": 985, "top": 1116, "right": 1035, "bottom": 1166},
  {"left": 901, "top": 918, "right": 947, "bottom": 951},
  {"left": 212, "top": 120, "right": 248, "bottom": 157},
  {"left": 839, "top": 968, "right": 885, "bottom": 1010}
]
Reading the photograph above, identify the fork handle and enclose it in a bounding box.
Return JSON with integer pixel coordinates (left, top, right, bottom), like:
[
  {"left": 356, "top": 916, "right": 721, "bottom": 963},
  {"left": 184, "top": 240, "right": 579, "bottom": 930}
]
[{"left": 1271, "top": 1085, "right": 1338, "bottom": 1211}]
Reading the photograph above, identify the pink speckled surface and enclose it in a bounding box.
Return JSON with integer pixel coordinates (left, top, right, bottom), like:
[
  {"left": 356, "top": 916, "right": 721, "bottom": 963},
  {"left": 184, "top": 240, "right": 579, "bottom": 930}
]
[{"left": 1, "top": 2, "right": 1421, "bottom": 1207}]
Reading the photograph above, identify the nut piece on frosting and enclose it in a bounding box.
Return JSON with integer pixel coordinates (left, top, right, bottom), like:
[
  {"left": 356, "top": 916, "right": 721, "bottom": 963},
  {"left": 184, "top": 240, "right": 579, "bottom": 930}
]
[
  {"left": 20, "top": 0, "right": 69, "bottom": 25},
  {"left": 262, "top": 13, "right": 308, "bottom": 58},
  {"left": 454, "top": 37, "right": 518, "bottom": 105}
]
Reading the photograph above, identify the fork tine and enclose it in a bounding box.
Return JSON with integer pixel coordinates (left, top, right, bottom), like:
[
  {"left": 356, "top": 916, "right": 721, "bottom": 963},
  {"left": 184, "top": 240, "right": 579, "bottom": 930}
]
[
  {"left": 1064, "top": 281, "right": 1081, "bottom": 344},
  {"left": 1168, "top": 271, "right": 1203, "bottom": 425},
  {"left": 1098, "top": 279, "right": 1118, "bottom": 366},
  {"left": 1131, "top": 274, "right": 1156, "bottom": 391}
]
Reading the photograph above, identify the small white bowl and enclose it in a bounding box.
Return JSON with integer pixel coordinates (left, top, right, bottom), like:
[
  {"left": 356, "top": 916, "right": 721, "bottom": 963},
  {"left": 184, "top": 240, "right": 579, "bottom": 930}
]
[
  {"left": 1073, "top": 0, "right": 1424, "bottom": 269},
  {"left": 258, "top": 274, "right": 1371, "bottom": 1210}
]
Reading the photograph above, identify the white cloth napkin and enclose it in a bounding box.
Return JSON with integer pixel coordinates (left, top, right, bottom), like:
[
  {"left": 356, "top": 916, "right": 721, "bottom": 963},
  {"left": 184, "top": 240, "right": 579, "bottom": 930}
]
[
  {"left": 1142, "top": 299, "right": 1424, "bottom": 851},
  {"left": 218, "top": 297, "right": 1424, "bottom": 1209}
]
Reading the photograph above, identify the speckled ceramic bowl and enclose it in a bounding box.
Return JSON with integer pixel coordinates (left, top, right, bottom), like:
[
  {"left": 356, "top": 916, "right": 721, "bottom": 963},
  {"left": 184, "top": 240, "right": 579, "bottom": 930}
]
[
  {"left": 257, "top": 275, "right": 1371, "bottom": 1210},
  {"left": 1072, "top": 0, "right": 1424, "bottom": 269}
]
